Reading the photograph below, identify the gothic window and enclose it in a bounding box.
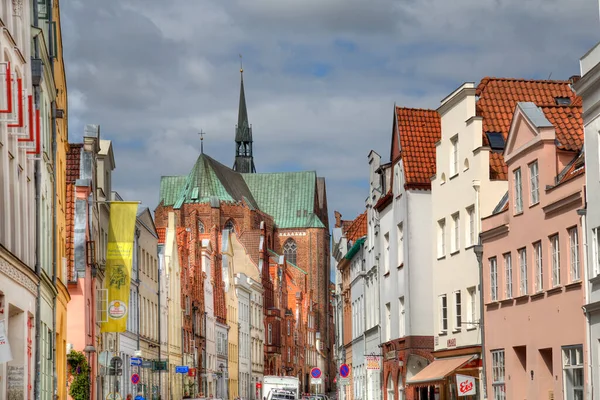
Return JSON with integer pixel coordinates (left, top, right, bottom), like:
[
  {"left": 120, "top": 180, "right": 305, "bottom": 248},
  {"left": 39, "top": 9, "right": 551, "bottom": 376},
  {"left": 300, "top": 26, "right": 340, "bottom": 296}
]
[
  {"left": 198, "top": 220, "right": 205, "bottom": 233},
  {"left": 225, "top": 219, "right": 235, "bottom": 233},
  {"left": 283, "top": 239, "right": 297, "bottom": 265}
]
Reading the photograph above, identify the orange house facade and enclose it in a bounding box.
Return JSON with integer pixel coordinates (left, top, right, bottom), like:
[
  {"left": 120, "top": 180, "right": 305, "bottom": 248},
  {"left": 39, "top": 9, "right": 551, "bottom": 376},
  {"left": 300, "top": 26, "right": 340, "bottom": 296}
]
[{"left": 481, "top": 101, "right": 587, "bottom": 400}]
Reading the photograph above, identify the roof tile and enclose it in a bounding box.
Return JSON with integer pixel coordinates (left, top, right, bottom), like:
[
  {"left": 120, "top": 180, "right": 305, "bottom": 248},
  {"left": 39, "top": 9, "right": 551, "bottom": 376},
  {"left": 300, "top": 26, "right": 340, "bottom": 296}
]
[{"left": 344, "top": 212, "right": 367, "bottom": 242}]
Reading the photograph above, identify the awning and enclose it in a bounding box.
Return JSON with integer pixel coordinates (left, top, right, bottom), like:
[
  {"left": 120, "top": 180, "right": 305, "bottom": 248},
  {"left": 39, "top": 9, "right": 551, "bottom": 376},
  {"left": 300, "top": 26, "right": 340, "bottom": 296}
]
[{"left": 406, "top": 355, "right": 476, "bottom": 386}]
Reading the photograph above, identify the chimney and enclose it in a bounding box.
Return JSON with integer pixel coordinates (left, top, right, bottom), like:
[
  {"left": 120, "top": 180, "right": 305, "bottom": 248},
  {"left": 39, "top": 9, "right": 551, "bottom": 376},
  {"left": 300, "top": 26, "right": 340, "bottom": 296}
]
[
  {"left": 569, "top": 75, "right": 581, "bottom": 85},
  {"left": 334, "top": 211, "right": 342, "bottom": 228}
]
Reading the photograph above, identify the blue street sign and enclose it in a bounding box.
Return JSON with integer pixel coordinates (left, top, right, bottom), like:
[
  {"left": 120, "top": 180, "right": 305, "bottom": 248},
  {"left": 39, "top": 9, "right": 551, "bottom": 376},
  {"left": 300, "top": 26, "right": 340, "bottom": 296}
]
[
  {"left": 134, "top": 396, "right": 145, "bottom": 400},
  {"left": 130, "top": 357, "right": 142, "bottom": 367},
  {"left": 175, "top": 365, "right": 189, "bottom": 374}
]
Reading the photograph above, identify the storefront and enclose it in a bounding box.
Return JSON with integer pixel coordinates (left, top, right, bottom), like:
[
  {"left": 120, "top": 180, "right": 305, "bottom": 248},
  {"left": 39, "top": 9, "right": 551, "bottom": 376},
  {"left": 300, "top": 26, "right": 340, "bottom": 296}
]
[{"left": 406, "top": 348, "right": 482, "bottom": 400}]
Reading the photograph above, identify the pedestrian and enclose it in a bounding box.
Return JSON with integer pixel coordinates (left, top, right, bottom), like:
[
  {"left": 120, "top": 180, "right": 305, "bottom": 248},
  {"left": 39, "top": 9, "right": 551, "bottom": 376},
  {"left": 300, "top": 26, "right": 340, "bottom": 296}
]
[{"left": 126, "top": 395, "right": 132, "bottom": 400}]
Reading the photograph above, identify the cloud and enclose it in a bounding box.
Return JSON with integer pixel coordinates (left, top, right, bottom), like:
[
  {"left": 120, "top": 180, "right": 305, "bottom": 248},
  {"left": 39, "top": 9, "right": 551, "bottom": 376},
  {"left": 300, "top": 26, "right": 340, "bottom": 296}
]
[{"left": 62, "top": 0, "right": 599, "bottom": 261}]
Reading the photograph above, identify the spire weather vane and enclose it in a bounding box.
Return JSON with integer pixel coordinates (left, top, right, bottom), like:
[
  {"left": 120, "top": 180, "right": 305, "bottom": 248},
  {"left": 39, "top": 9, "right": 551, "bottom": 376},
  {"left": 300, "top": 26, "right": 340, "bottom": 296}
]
[
  {"left": 239, "top": 54, "right": 243, "bottom": 73},
  {"left": 199, "top": 130, "right": 206, "bottom": 154}
]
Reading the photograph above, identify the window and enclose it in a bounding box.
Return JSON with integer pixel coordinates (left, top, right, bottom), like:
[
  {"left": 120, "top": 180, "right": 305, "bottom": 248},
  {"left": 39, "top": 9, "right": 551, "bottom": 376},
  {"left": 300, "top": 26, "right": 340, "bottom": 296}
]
[
  {"left": 467, "top": 206, "right": 476, "bottom": 247},
  {"left": 385, "top": 303, "right": 391, "bottom": 341},
  {"left": 451, "top": 212, "right": 460, "bottom": 252},
  {"left": 593, "top": 228, "right": 600, "bottom": 277},
  {"left": 534, "top": 242, "right": 543, "bottom": 292},
  {"left": 224, "top": 219, "right": 235, "bottom": 233},
  {"left": 569, "top": 227, "right": 580, "bottom": 282},
  {"left": 454, "top": 291, "right": 462, "bottom": 331},
  {"left": 387, "top": 373, "right": 395, "bottom": 400},
  {"left": 384, "top": 233, "right": 390, "bottom": 273},
  {"left": 198, "top": 220, "right": 205, "bottom": 233},
  {"left": 267, "top": 324, "right": 272, "bottom": 344},
  {"left": 438, "top": 219, "right": 446, "bottom": 258},
  {"left": 439, "top": 294, "right": 448, "bottom": 332},
  {"left": 551, "top": 234, "right": 560, "bottom": 287},
  {"left": 287, "top": 320, "right": 291, "bottom": 336},
  {"left": 563, "top": 346, "right": 584, "bottom": 400},
  {"left": 504, "top": 253, "right": 512, "bottom": 299},
  {"left": 491, "top": 350, "right": 506, "bottom": 400},
  {"left": 514, "top": 168, "right": 523, "bottom": 214},
  {"left": 529, "top": 161, "right": 539, "bottom": 205},
  {"left": 397, "top": 223, "right": 404, "bottom": 266},
  {"left": 450, "top": 136, "right": 459, "bottom": 176},
  {"left": 467, "top": 287, "right": 476, "bottom": 327},
  {"left": 398, "top": 297, "right": 405, "bottom": 337},
  {"left": 283, "top": 239, "right": 297, "bottom": 265},
  {"left": 519, "top": 248, "right": 528, "bottom": 295},
  {"left": 490, "top": 258, "right": 498, "bottom": 302}
]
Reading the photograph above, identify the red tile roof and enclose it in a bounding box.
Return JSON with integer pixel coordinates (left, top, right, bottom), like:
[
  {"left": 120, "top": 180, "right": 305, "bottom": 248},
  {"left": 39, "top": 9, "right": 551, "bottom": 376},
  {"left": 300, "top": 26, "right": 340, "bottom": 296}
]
[
  {"left": 156, "top": 228, "right": 166, "bottom": 244},
  {"left": 67, "top": 144, "right": 82, "bottom": 183},
  {"left": 475, "top": 77, "right": 580, "bottom": 180},
  {"left": 344, "top": 212, "right": 367, "bottom": 241},
  {"left": 395, "top": 107, "right": 441, "bottom": 189},
  {"left": 541, "top": 105, "right": 583, "bottom": 152}
]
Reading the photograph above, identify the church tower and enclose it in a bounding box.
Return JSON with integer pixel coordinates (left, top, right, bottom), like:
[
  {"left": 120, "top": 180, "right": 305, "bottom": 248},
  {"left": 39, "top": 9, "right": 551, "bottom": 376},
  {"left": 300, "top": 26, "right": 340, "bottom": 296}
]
[{"left": 233, "top": 65, "right": 257, "bottom": 173}]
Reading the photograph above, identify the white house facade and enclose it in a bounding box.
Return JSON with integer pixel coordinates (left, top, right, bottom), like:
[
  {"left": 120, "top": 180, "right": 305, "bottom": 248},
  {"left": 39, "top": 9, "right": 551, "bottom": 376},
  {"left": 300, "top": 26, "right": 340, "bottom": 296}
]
[
  {"left": 235, "top": 272, "right": 252, "bottom": 400},
  {"left": 350, "top": 240, "right": 366, "bottom": 400}
]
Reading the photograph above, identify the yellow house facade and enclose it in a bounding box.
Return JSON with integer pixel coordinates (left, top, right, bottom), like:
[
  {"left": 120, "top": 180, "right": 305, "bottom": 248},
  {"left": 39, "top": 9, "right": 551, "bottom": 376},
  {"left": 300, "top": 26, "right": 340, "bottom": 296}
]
[
  {"left": 52, "top": 1, "right": 71, "bottom": 398},
  {"left": 222, "top": 230, "right": 239, "bottom": 399}
]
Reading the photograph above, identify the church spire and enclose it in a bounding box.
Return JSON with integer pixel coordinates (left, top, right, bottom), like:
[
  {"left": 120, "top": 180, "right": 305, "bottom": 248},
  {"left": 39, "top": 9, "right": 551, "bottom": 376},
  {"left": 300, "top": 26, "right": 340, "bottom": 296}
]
[{"left": 233, "top": 55, "right": 256, "bottom": 173}]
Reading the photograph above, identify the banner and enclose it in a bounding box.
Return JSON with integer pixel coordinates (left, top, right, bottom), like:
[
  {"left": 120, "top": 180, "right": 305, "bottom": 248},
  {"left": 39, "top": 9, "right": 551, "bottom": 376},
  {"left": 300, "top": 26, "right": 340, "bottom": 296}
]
[
  {"left": 101, "top": 202, "right": 138, "bottom": 332},
  {"left": 456, "top": 374, "right": 476, "bottom": 396},
  {"left": 0, "top": 319, "right": 12, "bottom": 363},
  {"left": 366, "top": 355, "right": 381, "bottom": 370}
]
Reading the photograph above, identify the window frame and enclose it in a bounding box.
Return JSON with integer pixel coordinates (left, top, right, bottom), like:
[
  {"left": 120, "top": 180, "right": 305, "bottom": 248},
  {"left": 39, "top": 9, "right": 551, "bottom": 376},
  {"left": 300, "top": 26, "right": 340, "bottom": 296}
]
[
  {"left": 519, "top": 248, "right": 528, "bottom": 296},
  {"left": 514, "top": 168, "right": 523, "bottom": 214},
  {"left": 529, "top": 160, "right": 539, "bottom": 205},
  {"left": 534, "top": 241, "right": 543, "bottom": 292},
  {"left": 562, "top": 345, "right": 584, "bottom": 400},
  {"left": 439, "top": 294, "right": 448, "bottom": 333},
  {"left": 550, "top": 234, "right": 560, "bottom": 287},
  {"left": 451, "top": 212, "right": 460, "bottom": 253},
  {"left": 450, "top": 136, "right": 459, "bottom": 176},
  {"left": 569, "top": 227, "right": 580, "bottom": 282},
  {"left": 491, "top": 349, "right": 506, "bottom": 400},
  {"left": 454, "top": 290, "right": 462, "bottom": 331},
  {"left": 503, "top": 253, "right": 512, "bottom": 299},
  {"left": 438, "top": 219, "right": 446, "bottom": 258},
  {"left": 490, "top": 257, "right": 498, "bottom": 302}
]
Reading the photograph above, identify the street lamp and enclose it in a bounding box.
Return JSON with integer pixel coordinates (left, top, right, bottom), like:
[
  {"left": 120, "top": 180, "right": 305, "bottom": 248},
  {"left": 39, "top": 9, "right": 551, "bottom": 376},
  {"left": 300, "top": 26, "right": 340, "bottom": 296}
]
[
  {"left": 473, "top": 243, "right": 488, "bottom": 399},
  {"left": 84, "top": 345, "right": 96, "bottom": 400}
]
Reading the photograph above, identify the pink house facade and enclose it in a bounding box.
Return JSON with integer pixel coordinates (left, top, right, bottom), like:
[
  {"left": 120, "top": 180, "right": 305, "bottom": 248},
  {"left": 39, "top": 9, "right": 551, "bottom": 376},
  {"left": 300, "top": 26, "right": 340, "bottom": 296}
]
[{"left": 481, "top": 101, "right": 586, "bottom": 400}]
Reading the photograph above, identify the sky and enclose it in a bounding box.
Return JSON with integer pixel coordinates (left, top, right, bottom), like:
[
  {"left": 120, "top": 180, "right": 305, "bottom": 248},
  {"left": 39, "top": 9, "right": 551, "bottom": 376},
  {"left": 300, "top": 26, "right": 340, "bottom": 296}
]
[{"left": 61, "top": 0, "right": 599, "bottom": 251}]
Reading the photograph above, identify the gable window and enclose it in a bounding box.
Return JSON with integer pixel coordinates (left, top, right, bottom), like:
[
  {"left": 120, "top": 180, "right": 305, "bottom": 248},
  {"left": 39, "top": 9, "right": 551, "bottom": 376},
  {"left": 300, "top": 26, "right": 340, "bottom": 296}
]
[
  {"left": 439, "top": 294, "right": 448, "bottom": 333},
  {"left": 504, "top": 253, "right": 512, "bottom": 299},
  {"left": 438, "top": 219, "right": 446, "bottom": 258},
  {"left": 198, "top": 220, "right": 205, "bottom": 233},
  {"left": 397, "top": 223, "right": 404, "bottom": 266},
  {"left": 451, "top": 212, "right": 460, "bottom": 253},
  {"left": 514, "top": 168, "right": 523, "bottom": 214},
  {"left": 569, "top": 227, "right": 580, "bottom": 282},
  {"left": 534, "top": 241, "right": 543, "bottom": 292},
  {"left": 450, "top": 136, "right": 459, "bottom": 176},
  {"left": 492, "top": 350, "right": 506, "bottom": 400},
  {"left": 283, "top": 239, "right": 297, "bottom": 265},
  {"left": 490, "top": 258, "right": 498, "bottom": 302},
  {"left": 454, "top": 291, "right": 462, "bottom": 331},
  {"left": 563, "top": 346, "right": 584, "bottom": 400},
  {"left": 529, "top": 161, "right": 539, "bottom": 205},
  {"left": 519, "top": 248, "right": 528, "bottom": 296},
  {"left": 466, "top": 206, "right": 476, "bottom": 247},
  {"left": 551, "top": 234, "right": 560, "bottom": 287},
  {"left": 224, "top": 219, "right": 235, "bottom": 233}
]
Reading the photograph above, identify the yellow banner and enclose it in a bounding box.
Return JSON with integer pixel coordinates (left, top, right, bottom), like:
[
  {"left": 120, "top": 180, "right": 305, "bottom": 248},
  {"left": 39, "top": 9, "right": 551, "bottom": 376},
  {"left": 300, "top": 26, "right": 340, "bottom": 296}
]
[{"left": 101, "top": 202, "right": 138, "bottom": 333}]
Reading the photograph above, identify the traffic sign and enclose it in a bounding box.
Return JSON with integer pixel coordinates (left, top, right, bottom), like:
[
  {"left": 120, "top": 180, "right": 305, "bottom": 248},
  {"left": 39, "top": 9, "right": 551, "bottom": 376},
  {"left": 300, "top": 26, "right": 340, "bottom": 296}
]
[
  {"left": 175, "top": 365, "right": 189, "bottom": 374},
  {"left": 131, "top": 357, "right": 142, "bottom": 367},
  {"left": 340, "top": 364, "right": 350, "bottom": 378},
  {"left": 131, "top": 373, "right": 140, "bottom": 385},
  {"left": 310, "top": 367, "right": 322, "bottom": 379}
]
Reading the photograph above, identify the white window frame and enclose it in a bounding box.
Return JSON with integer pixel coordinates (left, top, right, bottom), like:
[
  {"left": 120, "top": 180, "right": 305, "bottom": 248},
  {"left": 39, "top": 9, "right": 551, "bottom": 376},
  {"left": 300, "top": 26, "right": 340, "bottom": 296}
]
[
  {"left": 490, "top": 258, "right": 498, "bottom": 302},
  {"left": 467, "top": 206, "right": 476, "bottom": 247},
  {"left": 519, "top": 248, "right": 528, "bottom": 296},
  {"left": 562, "top": 345, "right": 584, "bottom": 400},
  {"left": 439, "top": 294, "right": 448, "bottom": 332},
  {"left": 569, "top": 227, "right": 580, "bottom": 282},
  {"left": 504, "top": 253, "right": 512, "bottom": 299},
  {"left": 384, "top": 232, "right": 390, "bottom": 274},
  {"left": 514, "top": 168, "right": 523, "bottom": 214},
  {"left": 491, "top": 350, "right": 506, "bottom": 400},
  {"left": 452, "top": 212, "right": 460, "bottom": 253},
  {"left": 454, "top": 291, "right": 462, "bottom": 331},
  {"left": 97, "top": 288, "right": 108, "bottom": 323},
  {"left": 534, "top": 241, "right": 543, "bottom": 292},
  {"left": 450, "top": 136, "right": 459, "bottom": 176},
  {"left": 438, "top": 219, "right": 446, "bottom": 258},
  {"left": 397, "top": 223, "right": 404, "bottom": 267},
  {"left": 398, "top": 297, "right": 405, "bottom": 337},
  {"left": 385, "top": 303, "right": 391, "bottom": 342},
  {"left": 593, "top": 227, "right": 600, "bottom": 277},
  {"left": 529, "top": 161, "right": 539, "bottom": 205},
  {"left": 551, "top": 234, "right": 560, "bottom": 287},
  {"left": 467, "top": 287, "right": 476, "bottom": 328}
]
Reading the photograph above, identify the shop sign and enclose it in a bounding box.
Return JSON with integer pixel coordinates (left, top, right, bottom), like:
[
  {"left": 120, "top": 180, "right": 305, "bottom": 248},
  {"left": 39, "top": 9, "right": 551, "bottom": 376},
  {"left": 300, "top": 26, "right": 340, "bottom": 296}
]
[
  {"left": 456, "top": 374, "right": 476, "bottom": 396},
  {"left": 366, "top": 355, "right": 381, "bottom": 370},
  {"left": 384, "top": 350, "right": 397, "bottom": 361}
]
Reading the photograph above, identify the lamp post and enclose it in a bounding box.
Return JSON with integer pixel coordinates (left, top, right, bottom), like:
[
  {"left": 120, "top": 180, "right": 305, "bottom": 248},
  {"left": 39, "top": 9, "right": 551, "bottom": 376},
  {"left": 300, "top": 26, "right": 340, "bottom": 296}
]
[
  {"left": 473, "top": 243, "right": 487, "bottom": 400},
  {"left": 84, "top": 345, "right": 97, "bottom": 400},
  {"left": 219, "top": 363, "right": 224, "bottom": 399}
]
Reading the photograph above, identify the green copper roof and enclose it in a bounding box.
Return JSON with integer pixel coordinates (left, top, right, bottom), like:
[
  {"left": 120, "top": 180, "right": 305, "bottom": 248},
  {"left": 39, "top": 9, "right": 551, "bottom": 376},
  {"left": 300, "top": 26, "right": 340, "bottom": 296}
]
[
  {"left": 159, "top": 176, "right": 187, "bottom": 206},
  {"left": 345, "top": 237, "right": 366, "bottom": 260},
  {"left": 242, "top": 171, "right": 326, "bottom": 229}
]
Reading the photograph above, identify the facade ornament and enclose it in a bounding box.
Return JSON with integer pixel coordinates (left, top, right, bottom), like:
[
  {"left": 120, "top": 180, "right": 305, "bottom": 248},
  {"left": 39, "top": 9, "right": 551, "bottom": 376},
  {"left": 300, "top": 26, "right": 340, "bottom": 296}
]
[{"left": 12, "top": 0, "right": 23, "bottom": 16}]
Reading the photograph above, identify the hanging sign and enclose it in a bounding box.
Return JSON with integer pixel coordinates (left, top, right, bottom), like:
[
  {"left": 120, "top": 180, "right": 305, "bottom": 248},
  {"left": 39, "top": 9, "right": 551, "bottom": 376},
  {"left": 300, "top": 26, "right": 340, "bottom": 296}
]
[{"left": 456, "top": 374, "right": 476, "bottom": 396}]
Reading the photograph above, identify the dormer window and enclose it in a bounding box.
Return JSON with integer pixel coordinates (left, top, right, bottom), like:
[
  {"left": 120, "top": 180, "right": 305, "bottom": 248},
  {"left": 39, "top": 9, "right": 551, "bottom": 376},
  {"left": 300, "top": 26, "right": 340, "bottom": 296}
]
[
  {"left": 485, "top": 132, "right": 505, "bottom": 152},
  {"left": 555, "top": 97, "right": 571, "bottom": 106}
]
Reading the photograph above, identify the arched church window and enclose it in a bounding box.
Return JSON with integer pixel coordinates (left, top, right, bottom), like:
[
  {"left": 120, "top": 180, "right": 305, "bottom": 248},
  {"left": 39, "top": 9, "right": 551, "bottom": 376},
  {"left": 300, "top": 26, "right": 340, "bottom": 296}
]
[
  {"left": 224, "top": 219, "right": 235, "bottom": 233},
  {"left": 198, "top": 220, "right": 205, "bottom": 233},
  {"left": 283, "top": 239, "right": 297, "bottom": 265}
]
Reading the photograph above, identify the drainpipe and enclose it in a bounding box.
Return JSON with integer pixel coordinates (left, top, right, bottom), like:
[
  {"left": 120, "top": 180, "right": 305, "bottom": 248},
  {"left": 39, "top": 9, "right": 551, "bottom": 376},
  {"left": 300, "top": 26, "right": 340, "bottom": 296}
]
[
  {"left": 473, "top": 242, "right": 487, "bottom": 400},
  {"left": 158, "top": 244, "right": 162, "bottom": 398},
  {"left": 578, "top": 208, "right": 592, "bottom": 399}
]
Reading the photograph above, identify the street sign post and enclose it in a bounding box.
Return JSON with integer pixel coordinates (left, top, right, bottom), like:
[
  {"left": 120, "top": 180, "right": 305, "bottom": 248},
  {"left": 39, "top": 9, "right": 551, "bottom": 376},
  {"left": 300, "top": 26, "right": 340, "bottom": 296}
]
[
  {"left": 131, "top": 373, "right": 140, "bottom": 385},
  {"left": 130, "top": 357, "right": 142, "bottom": 367},
  {"left": 175, "top": 365, "right": 189, "bottom": 374},
  {"left": 339, "top": 364, "right": 350, "bottom": 378},
  {"left": 310, "top": 367, "right": 322, "bottom": 393}
]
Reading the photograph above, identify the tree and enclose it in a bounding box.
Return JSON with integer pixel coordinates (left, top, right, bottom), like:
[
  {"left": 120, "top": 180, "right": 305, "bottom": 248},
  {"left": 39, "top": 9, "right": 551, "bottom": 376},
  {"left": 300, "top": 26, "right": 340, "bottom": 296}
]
[{"left": 67, "top": 350, "right": 91, "bottom": 400}]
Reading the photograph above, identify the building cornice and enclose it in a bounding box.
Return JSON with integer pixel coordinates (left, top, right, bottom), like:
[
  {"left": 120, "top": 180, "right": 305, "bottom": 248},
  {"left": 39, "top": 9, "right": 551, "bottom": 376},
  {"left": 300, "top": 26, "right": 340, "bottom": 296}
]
[{"left": 480, "top": 224, "right": 509, "bottom": 243}]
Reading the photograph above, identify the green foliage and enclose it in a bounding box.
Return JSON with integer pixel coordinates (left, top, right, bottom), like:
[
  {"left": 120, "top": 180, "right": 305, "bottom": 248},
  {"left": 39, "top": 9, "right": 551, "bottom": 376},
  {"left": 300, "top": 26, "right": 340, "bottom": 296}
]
[{"left": 67, "top": 350, "right": 90, "bottom": 400}]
